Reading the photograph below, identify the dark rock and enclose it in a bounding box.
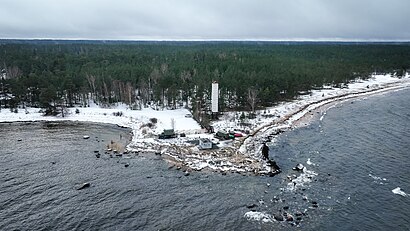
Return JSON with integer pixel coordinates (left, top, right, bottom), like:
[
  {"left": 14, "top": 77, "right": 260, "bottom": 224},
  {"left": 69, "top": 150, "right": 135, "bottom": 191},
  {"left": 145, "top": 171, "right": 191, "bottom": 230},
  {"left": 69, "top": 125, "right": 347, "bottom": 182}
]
[
  {"left": 273, "top": 213, "right": 284, "bottom": 221},
  {"left": 17, "top": 139, "right": 23, "bottom": 142},
  {"left": 246, "top": 203, "right": 258, "bottom": 209},
  {"left": 77, "top": 182, "right": 91, "bottom": 190},
  {"left": 295, "top": 212, "right": 303, "bottom": 217},
  {"left": 94, "top": 150, "right": 99, "bottom": 153},
  {"left": 184, "top": 172, "right": 190, "bottom": 176},
  {"left": 95, "top": 153, "right": 101, "bottom": 158},
  {"left": 283, "top": 206, "right": 289, "bottom": 210},
  {"left": 312, "top": 204, "right": 318, "bottom": 208},
  {"left": 83, "top": 136, "right": 90, "bottom": 139},
  {"left": 311, "top": 201, "right": 318, "bottom": 205},
  {"left": 51, "top": 161, "right": 56, "bottom": 165},
  {"left": 296, "top": 217, "right": 302, "bottom": 221},
  {"left": 124, "top": 163, "right": 129, "bottom": 167}
]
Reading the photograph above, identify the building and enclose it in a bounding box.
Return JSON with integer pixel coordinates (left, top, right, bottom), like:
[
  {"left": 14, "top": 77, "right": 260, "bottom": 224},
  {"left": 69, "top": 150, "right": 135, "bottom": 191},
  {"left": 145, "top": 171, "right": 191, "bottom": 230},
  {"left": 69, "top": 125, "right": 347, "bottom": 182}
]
[
  {"left": 199, "top": 138, "right": 213, "bottom": 150},
  {"left": 211, "top": 82, "right": 218, "bottom": 113}
]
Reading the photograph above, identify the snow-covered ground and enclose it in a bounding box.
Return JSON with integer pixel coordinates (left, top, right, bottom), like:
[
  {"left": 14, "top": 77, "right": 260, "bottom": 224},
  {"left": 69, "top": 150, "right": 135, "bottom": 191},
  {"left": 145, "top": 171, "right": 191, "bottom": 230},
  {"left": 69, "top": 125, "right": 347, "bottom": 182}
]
[
  {"left": 231, "top": 73, "right": 410, "bottom": 160},
  {"left": 1, "top": 73, "right": 409, "bottom": 174},
  {"left": 0, "top": 102, "right": 202, "bottom": 138}
]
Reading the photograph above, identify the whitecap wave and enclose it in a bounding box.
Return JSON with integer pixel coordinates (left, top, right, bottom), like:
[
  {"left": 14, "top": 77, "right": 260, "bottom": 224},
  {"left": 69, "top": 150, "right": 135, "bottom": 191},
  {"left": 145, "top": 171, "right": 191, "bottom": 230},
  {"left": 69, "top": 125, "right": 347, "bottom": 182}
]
[
  {"left": 392, "top": 187, "right": 408, "bottom": 197},
  {"left": 369, "top": 174, "right": 387, "bottom": 184},
  {"left": 244, "top": 211, "right": 273, "bottom": 223},
  {"left": 319, "top": 113, "right": 326, "bottom": 121},
  {"left": 286, "top": 167, "right": 318, "bottom": 191}
]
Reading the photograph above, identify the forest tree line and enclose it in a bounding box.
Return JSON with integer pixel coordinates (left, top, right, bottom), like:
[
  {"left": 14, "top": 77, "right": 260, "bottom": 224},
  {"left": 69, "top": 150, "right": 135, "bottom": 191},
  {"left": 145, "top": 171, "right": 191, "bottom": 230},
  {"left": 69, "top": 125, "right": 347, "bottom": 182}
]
[{"left": 0, "top": 41, "right": 409, "bottom": 123}]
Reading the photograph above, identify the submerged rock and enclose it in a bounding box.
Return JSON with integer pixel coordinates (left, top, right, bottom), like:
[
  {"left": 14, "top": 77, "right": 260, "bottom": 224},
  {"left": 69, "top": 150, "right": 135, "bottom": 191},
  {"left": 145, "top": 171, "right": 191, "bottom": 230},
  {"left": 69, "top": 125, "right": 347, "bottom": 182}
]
[{"left": 246, "top": 203, "right": 258, "bottom": 209}]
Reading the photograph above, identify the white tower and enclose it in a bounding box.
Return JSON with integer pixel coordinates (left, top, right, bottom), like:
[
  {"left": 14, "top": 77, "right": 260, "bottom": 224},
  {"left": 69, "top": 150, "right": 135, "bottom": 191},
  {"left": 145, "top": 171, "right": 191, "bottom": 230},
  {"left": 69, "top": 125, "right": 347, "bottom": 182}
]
[{"left": 211, "top": 82, "right": 219, "bottom": 113}]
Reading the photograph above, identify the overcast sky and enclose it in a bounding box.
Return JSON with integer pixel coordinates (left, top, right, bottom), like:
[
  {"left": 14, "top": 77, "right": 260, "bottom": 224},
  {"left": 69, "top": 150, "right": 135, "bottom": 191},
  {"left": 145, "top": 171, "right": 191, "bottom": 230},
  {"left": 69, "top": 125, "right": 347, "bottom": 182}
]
[{"left": 0, "top": 0, "right": 409, "bottom": 41}]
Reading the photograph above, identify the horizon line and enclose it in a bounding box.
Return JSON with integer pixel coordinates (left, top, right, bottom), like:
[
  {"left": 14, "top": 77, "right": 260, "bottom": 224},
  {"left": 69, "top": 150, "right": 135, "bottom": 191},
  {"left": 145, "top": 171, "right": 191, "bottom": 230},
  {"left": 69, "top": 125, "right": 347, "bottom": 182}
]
[{"left": 1, "top": 37, "right": 410, "bottom": 43}]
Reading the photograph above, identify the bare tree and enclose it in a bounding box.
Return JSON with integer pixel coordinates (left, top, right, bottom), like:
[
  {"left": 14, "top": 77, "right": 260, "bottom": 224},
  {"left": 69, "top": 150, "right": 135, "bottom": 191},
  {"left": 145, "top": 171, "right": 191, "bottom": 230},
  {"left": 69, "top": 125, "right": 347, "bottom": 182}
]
[
  {"left": 85, "top": 74, "right": 96, "bottom": 99},
  {"left": 247, "top": 88, "right": 258, "bottom": 112},
  {"left": 103, "top": 81, "right": 109, "bottom": 103},
  {"left": 6, "top": 66, "right": 22, "bottom": 79},
  {"left": 137, "top": 78, "right": 149, "bottom": 107},
  {"left": 126, "top": 82, "right": 134, "bottom": 106}
]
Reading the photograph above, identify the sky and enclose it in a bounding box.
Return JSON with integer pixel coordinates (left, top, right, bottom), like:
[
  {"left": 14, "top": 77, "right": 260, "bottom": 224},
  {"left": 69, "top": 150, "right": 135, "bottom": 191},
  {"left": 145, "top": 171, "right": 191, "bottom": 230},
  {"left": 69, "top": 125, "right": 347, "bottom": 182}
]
[{"left": 0, "top": 0, "right": 409, "bottom": 41}]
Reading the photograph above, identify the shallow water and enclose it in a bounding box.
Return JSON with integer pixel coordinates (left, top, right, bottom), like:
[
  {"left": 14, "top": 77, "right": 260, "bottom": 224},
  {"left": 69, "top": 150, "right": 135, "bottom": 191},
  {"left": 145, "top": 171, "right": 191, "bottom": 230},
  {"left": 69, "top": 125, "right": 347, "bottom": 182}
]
[{"left": 1, "top": 89, "right": 410, "bottom": 230}]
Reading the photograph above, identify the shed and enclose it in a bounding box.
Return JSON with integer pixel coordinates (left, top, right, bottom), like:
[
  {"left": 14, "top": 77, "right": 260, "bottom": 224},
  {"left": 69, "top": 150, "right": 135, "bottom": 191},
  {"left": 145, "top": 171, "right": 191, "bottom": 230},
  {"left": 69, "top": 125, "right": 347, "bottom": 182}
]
[{"left": 199, "top": 138, "right": 213, "bottom": 150}]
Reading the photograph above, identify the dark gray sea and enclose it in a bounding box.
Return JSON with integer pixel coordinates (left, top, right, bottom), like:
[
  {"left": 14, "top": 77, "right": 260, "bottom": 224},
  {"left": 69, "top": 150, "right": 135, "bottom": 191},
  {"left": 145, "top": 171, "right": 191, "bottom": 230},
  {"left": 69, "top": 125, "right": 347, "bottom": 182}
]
[{"left": 1, "top": 89, "right": 409, "bottom": 231}]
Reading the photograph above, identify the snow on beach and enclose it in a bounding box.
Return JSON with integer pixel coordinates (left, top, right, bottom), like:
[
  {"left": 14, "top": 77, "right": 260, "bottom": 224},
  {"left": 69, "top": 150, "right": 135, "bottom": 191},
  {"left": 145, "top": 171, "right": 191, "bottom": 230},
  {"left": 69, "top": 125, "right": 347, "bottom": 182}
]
[
  {"left": 0, "top": 103, "right": 202, "bottom": 138},
  {"left": 236, "top": 73, "right": 410, "bottom": 159},
  {"left": 1, "top": 73, "right": 409, "bottom": 174}
]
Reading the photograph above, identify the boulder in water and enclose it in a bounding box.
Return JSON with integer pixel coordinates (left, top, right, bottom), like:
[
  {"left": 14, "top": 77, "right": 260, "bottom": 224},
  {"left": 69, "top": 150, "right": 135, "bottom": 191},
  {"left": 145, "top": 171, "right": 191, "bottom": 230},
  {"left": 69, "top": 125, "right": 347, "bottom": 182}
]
[
  {"left": 292, "top": 163, "right": 305, "bottom": 172},
  {"left": 286, "top": 214, "right": 294, "bottom": 222},
  {"left": 83, "top": 136, "right": 90, "bottom": 139},
  {"left": 273, "top": 213, "right": 284, "bottom": 221},
  {"left": 77, "top": 182, "right": 91, "bottom": 190}
]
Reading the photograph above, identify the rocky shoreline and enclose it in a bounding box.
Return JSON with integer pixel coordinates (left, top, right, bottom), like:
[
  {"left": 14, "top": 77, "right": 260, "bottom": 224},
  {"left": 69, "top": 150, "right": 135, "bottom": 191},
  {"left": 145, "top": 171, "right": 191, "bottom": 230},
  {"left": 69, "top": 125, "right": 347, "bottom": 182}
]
[
  {"left": 1, "top": 75, "right": 409, "bottom": 176},
  {"left": 128, "top": 77, "right": 410, "bottom": 176}
]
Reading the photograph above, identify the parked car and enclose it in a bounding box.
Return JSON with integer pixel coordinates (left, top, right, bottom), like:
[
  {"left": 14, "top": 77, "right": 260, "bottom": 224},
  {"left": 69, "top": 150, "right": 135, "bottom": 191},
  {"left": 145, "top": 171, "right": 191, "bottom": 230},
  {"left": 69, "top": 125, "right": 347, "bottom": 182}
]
[{"left": 159, "top": 129, "right": 176, "bottom": 139}]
